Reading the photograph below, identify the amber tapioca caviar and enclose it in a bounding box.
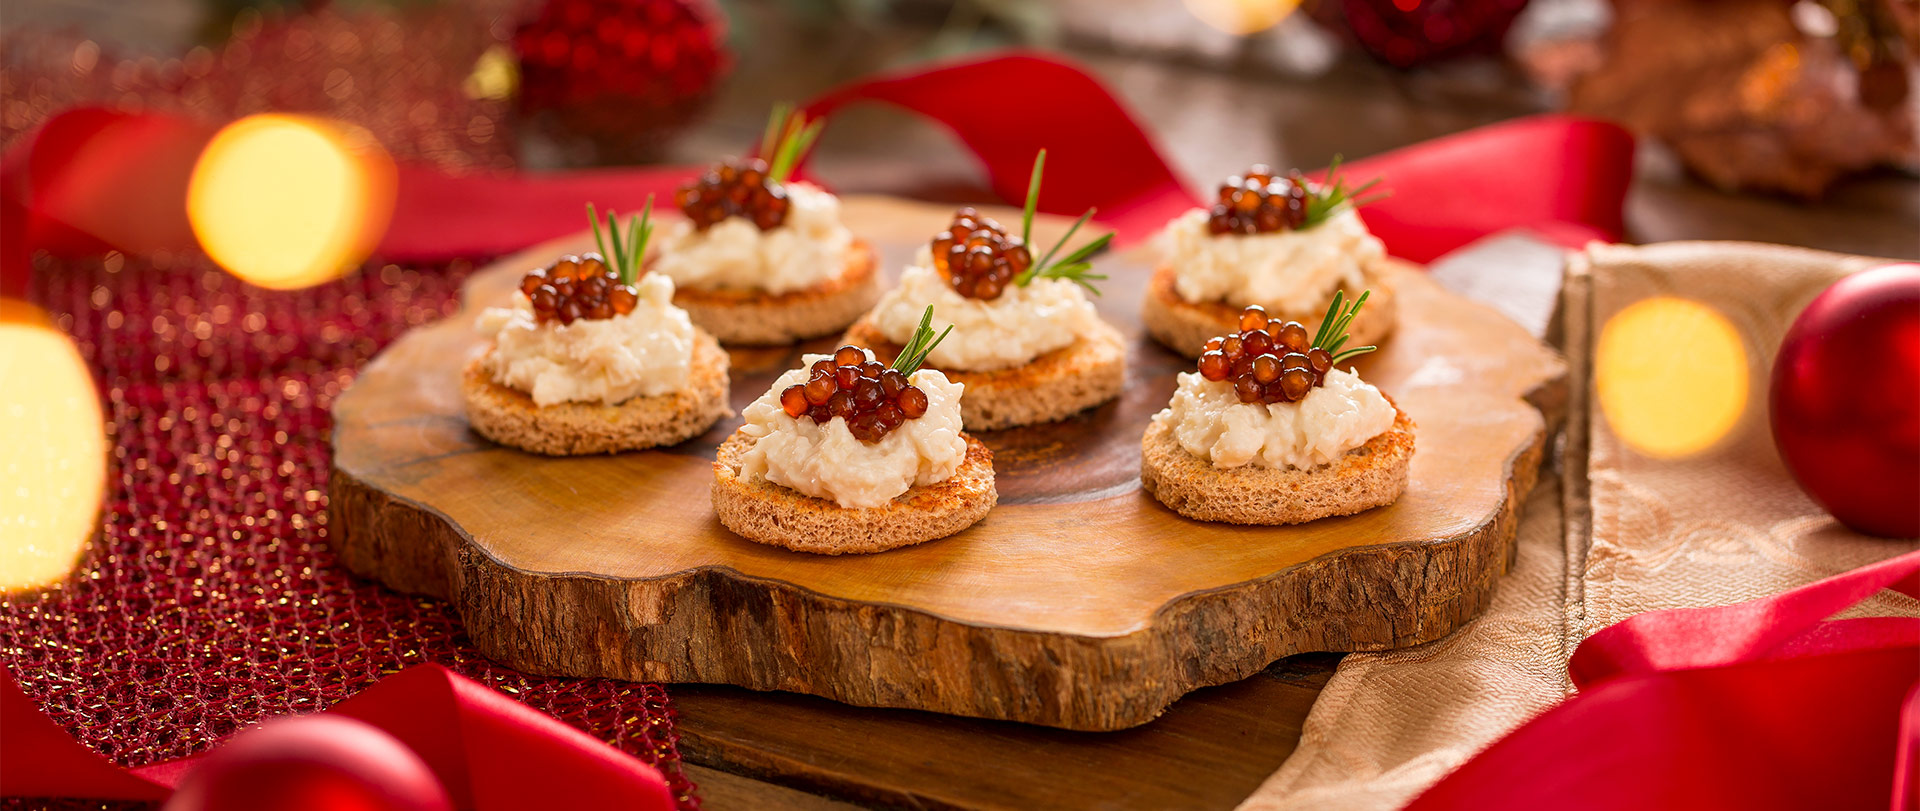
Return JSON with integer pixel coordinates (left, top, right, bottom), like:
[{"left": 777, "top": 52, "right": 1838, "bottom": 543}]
[
  {"left": 1197, "top": 305, "right": 1338, "bottom": 404},
  {"left": 1207, "top": 165, "right": 1310, "bottom": 236},
  {"left": 519, "top": 254, "right": 640, "bottom": 326},
  {"left": 780, "top": 346, "right": 932, "bottom": 443},
  {"left": 674, "top": 158, "right": 793, "bottom": 232},
  {"left": 930, "top": 207, "right": 1032, "bottom": 301}
]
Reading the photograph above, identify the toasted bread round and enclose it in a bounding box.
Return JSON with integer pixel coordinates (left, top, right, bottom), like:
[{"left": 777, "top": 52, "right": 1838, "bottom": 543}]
[
  {"left": 1142, "top": 264, "right": 1397, "bottom": 358},
  {"left": 711, "top": 432, "right": 998, "bottom": 555},
  {"left": 462, "top": 328, "right": 731, "bottom": 455},
  {"left": 672, "top": 239, "right": 881, "bottom": 346},
  {"left": 1139, "top": 402, "right": 1414, "bottom": 525},
  {"left": 840, "top": 318, "right": 1126, "bottom": 431}
]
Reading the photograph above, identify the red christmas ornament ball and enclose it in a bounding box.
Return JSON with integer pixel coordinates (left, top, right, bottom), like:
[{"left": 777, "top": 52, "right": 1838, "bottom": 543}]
[
  {"left": 162, "top": 715, "right": 452, "bottom": 811},
  {"left": 1323, "top": 0, "right": 1532, "bottom": 68},
  {"left": 1769, "top": 263, "right": 1920, "bottom": 538},
  {"left": 512, "top": 0, "right": 730, "bottom": 160}
]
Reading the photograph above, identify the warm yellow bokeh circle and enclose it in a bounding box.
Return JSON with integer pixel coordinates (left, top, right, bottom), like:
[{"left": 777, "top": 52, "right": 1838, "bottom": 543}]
[
  {"left": 1596, "top": 296, "right": 1750, "bottom": 458},
  {"left": 1183, "top": 0, "right": 1302, "bottom": 35},
  {"left": 187, "top": 114, "right": 394, "bottom": 290},
  {"left": 0, "top": 302, "right": 106, "bottom": 590}
]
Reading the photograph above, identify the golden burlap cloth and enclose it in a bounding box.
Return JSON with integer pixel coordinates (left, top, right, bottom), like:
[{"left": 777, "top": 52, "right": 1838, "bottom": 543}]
[{"left": 1239, "top": 241, "right": 1919, "bottom": 811}]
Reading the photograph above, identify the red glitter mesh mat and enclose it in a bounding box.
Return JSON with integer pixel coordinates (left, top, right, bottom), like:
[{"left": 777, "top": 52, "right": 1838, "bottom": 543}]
[{"left": 0, "top": 252, "right": 700, "bottom": 809}]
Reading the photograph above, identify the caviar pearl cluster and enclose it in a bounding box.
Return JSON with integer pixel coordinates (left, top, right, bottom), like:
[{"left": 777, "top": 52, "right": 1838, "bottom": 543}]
[
  {"left": 779, "top": 307, "right": 951, "bottom": 443},
  {"left": 930, "top": 151, "right": 1111, "bottom": 301},
  {"left": 674, "top": 105, "right": 823, "bottom": 232},
  {"left": 1198, "top": 291, "right": 1378, "bottom": 404},
  {"left": 929, "top": 208, "right": 1030, "bottom": 300},
  {"left": 521, "top": 199, "right": 656, "bottom": 325},
  {"left": 1207, "top": 166, "right": 1310, "bottom": 236},
  {"left": 1206, "top": 159, "right": 1385, "bottom": 237}
]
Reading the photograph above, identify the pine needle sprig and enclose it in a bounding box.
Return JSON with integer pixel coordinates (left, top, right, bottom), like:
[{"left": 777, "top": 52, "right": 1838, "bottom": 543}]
[
  {"left": 1009, "top": 150, "right": 1113, "bottom": 295},
  {"left": 587, "top": 194, "right": 656, "bottom": 286},
  {"left": 1300, "top": 156, "right": 1389, "bottom": 230},
  {"left": 889, "top": 305, "right": 955, "bottom": 376},
  {"left": 758, "top": 103, "right": 825, "bottom": 185},
  {"left": 1310, "top": 289, "right": 1377, "bottom": 364}
]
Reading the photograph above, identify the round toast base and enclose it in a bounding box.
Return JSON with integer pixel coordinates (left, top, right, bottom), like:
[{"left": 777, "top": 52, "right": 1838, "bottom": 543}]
[
  {"left": 711, "top": 432, "right": 998, "bottom": 555},
  {"left": 462, "top": 328, "right": 731, "bottom": 455},
  {"left": 1142, "top": 262, "right": 1398, "bottom": 359},
  {"left": 1139, "top": 403, "right": 1414, "bottom": 525},
  {"left": 674, "top": 239, "right": 880, "bottom": 345},
  {"left": 841, "top": 318, "right": 1127, "bottom": 431}
]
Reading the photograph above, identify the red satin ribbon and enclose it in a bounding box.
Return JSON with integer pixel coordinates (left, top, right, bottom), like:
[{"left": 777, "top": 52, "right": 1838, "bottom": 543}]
[
  {"left": 796, "top": 52, "right": 1631, "bottom": 262},
  {"left": 378, "top": 52, "right": 1632, "bottom": 261},
  {"left": 1, "top": 51, "right": 1633, "bottom": 283},
  {"left": 378, "top": 164, "right": 695, "bottom": 263},
  {"left": 0, "top": 663, "right": 675, "bottom": 809},
  {"left": 1323, "top": 114, "right": 1631, "bottom": 263},
  {"left": 1408, "top": 550, "right": 1920, "bottom": 811},
  {"left": 799, "top": 51, "right": 1198, "bottom": 242},
  {"left": 0, "top": 108, "right": 215, "bottom": 297}
]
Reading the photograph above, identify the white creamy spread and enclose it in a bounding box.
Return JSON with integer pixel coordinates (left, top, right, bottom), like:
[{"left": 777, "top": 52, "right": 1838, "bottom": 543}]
[
  {"left": 736, "top": 351, "right": 968, "bottom": 509},
  {"left": 868, "top": 247, "right": 1100, "bottom": 372},
  {"left": 1155, "top": 206, "right": 1384, "bottom": 313},
  {"left": 1152, "top": 368, "right": 1395, "bottom": 470},
  {"left": 651, "top": 182, "right": 853, "bottom": 294},
  {"left": 476, "top": 273, "right": 695, "bottom": 407}
]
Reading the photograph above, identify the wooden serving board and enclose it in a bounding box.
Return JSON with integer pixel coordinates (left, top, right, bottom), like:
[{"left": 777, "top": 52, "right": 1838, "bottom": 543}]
[{"left": 331, "top": 196, "right": 1564, "bottom": 731}]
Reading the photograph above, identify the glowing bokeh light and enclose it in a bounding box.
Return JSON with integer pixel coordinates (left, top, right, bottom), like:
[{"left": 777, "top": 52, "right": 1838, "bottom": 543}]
[
  {"left": 464, "top": 44, "right": 519, "bottom": 101},
  {"left": 1183, "top": 0, "right": 1301, "bottom": 35},
  {"left": 187, "top": 114, "right": 394, "bottom": 290},
  {"left": 1597, "top": 297, "right": 1750, "bottom": 458},
  {"left": 0, "top": 301, "right": 106, "bottom": 590}
]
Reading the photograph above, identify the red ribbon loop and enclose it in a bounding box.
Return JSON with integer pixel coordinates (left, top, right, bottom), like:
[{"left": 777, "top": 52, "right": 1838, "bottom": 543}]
[
  {"left": 1410, "top": 550, "right": 1920, "bottom": 811},
  {"left": 1571, "top": 549, "right": 1920, "bottom": 687},
  {"left": 0, "top": 664, "right": 675, "bottom": 809},
  {"left": 800, "top": 50, "right": 1197, "bottom": 240}
]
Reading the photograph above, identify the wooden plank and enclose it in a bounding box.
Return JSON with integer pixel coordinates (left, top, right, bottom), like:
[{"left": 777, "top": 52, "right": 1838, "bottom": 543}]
[
  {"left": 682, "top": 763, "right": 865, "bottom": 811},
  {"left": 672, "top": 655, "right": 1341, "bottom": 810}
]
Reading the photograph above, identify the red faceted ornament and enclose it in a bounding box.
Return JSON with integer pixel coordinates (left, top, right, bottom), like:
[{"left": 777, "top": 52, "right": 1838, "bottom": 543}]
[
  {"left": 512, "top": 0, "right": 731, "bottom": 162},
  {"left": 1319, "top": 0, "right": 1532, "bottom": 68},
  {"left": 163, "top": 715, "right": 452, "bottom": 811},
  {"left": 1769, "top": 263, "right": 1920, "bottom": 538}
]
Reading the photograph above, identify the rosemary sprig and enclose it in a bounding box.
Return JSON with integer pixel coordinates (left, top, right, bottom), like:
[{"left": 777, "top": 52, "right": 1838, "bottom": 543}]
[
  {"left": 759, "top": 103, "right": 788, "bottom": 162},
  {"left": 1300, "top": 156, "right": 1388, "bottom": 230},
  {"left": 758, "top": 103, "right": 824, "bottom": 185},
  {"left": 1025, "top": 257, "right": 1106, "bottom": 295},
  {"left": 1031, "top": 207, "right": 1090, "bottom": 273},
  {"left": 1310, "top": 289, "right": 1377, "bottom": 365},
  {"left": 1020, "top": 149, "right": 1045, "bottom": 247},
  {"left": 1009, "top": 150, "right": 1114, "bottom": 295},
  {"left": 587, "top": 194, "right": 656, "bottom": 286},
  {"left": 889, "top": 305, "right": 955, "bottom": 377}
]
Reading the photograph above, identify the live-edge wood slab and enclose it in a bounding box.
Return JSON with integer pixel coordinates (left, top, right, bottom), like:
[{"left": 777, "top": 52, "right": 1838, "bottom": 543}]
[{"left": 330, "top": 196, "right": 1564, "bottom": 731}]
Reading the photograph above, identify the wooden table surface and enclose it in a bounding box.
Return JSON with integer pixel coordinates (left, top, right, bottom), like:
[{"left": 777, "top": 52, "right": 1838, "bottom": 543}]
[{"left": 647, "top": 15, "right": 1917, "bottom": 811}]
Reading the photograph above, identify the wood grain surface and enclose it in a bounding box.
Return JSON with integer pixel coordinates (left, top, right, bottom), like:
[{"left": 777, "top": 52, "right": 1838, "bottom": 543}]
[
  {"left": 670, "top": 654, "right": 1343, "bottom": 810},
  {"left": 330, "top": 196, "right": 1565, "bottom": 730}
]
